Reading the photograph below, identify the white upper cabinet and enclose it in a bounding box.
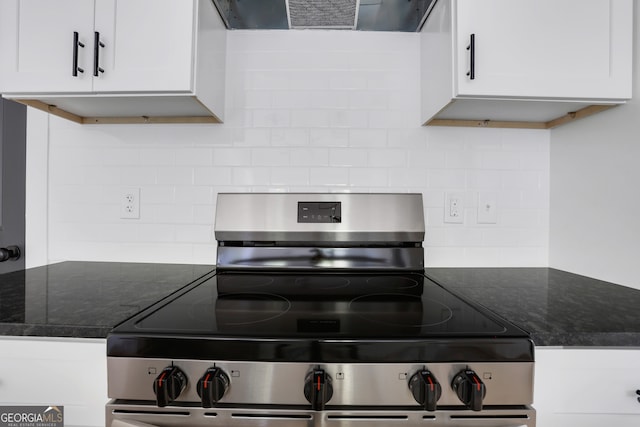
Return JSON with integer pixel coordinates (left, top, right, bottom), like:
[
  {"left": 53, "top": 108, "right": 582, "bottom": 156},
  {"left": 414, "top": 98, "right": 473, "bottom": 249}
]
[
  {"left": 93, "top": 0, "right": 195, "bottom": 93},
  {"left": 0, "top": 0, "right": 95, "bottom": 93},
  {"left": 0, "top": 0, "right": 226, "bottom": 124},
  {"left": 421, "top": 0, "right": 633, "bottom": 128}
]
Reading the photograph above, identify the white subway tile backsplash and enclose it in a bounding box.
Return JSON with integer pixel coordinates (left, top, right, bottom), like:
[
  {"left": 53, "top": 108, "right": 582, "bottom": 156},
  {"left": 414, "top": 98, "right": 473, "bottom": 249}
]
[
  {"left": 499, "top": 209, "right": 541, "bottom": 228},
  {"left": 175, "top": 186, "right": 214, "bottom": 205},
  {"left": 291, "top": 148, "right": 329, "bottom": 166},
  {"left": 348, "top": 91, "right": 389, "bottom": 110},
  {"left": 465, "top": 170, "right": 502, "bottom": 189},
  {"left": 350, "top": 168, "right": 387, "bottom": 187},
  {"left": 329, "top": 71, "right": 368, "bottom": 90},
  {"left": 481, "top": 228, "right": 520, "bottom": 247},
  {"left": 502, "top": 129, "right": 550, "bottom": 151},
  {"left": 292, "top": 110, "right": 332, "bottom": 128},
  {"left": 213, "top": 148, "right": 251, "bottom": 166},
  {"left": 422, "top": 190, "right": 446, "bottom": 208},
  {"left": 138, "top": 224, "right": 176, "bottom": 243},
  {"left": 232, "top": 167, "right": 270, "bottom": 186},
  {"left": 270, "top": 129, "right": 309, "bottom": 146},
  {"left": 251, "top": 148, "right": 290, "bottom": 166},
  {"left": 368, "top": 149, "right": 406, "bottom": 168},
  {"left": 387, "top": 129, "right": 426, "bottom": 149},
  {"left": 142, "top": 186, "right": 175, "bottom": 204},
  {"left": 176, "top": 224, "right": 213, "bottom": 243},
  {"left": 348, "top": 129, "right": 387, "bottom": 147},
  {"left": 243, "top": 90, "right": 272, "bottom": 109},
  {"left": 481, "top": 151, "right": 522, "bottom": 170},
  {"left": 445, "top": 151, "right": 483, "bottom": 170},
  {"left": 329, "top": 148, "right": 368, "bottom": 167},
  {"left": 388, "top": 168, "right": 428, "bottom": 188},
  {"left": 501, "top": 171, "right": 542, "bottom": 190},
  {"left": 520, "top": 150, "right": 550, "bottom": 170},
  {"left": 288, "top": 71, "right": 331, "bottom": 91},
  {"left": 175, "top": 148, "right": 213, "bottom": 166},
  {"left": 147, "top": 204, "right": 194, "bottom": 224},
  {"left": 246, "top": 70, "right": 290, "bottom": 90},
  {"left": 428, "top": 170, "right": 466, "bottom": 189},
  {"left": 309, "top": 168, "right": 349, "bottom": 186},
  {"left": 193, "top": 167, "right": 232, "bottom": 186},
  {"left": 253, "top": 109, "right": 291, "bottom": 128},
  {"left": 156, "top": 167, "right": 193, "bottom": 185},
  {"left": 270, "top": 167, "right": 309, "bottom": 186},
  {"left": 193, "top": 205, "right": 216, "bottom": 224},
  {"left": 310, "top": 129, "right": 349, "bottom": 147},
  {"left": 39, "top": 30, "right": 549, "bottom": 267},
  {"left": 329, "top": 110, "right": 368, "bottom": 128},
  {"left": 408, "top": 150, "right": 446, "bottom": 169},
  {"left": 368, "top": 110, "right": 413, "bottom": 129},
  {"left": 139, "top": 149, "right": 175, "bottom": 166},
  {"left": 233, "top": 129, "right": 271, "bottom": 146}
]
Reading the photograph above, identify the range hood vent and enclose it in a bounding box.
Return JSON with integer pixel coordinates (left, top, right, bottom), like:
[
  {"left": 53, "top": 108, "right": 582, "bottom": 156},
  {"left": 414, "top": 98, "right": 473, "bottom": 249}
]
[
  {"left": 211, "top": 0, "right": 435, "bottom": 32},
  {"left": 287, "top": 0, "right": 357, "bottom": 29}
]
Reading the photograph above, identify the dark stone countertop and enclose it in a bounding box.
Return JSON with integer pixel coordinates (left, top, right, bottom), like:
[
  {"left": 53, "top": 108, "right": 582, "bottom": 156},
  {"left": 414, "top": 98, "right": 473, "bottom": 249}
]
[
  {"left": 425, "top": 267, "right": 640, "bottom": 347},
  {"left": 0, "top": 261, "right": 214, "bottom": 338},
  {"left": 1, "top": 262, "right": 639, "bottom": 347}
]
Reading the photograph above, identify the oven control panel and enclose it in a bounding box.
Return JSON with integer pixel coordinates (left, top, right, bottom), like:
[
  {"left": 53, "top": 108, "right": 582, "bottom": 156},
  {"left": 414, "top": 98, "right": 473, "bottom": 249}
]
[
  {"left": 297, "top": 202, "right": 341, "bottom": 223},
  {"left": 109, "top": 358, "right": 533, "bottom": 410}
]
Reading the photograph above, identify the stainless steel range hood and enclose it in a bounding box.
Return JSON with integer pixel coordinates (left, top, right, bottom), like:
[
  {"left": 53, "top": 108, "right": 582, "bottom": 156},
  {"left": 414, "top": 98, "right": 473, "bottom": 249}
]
[{"left": 211, "top": 0, "right": 434, "bottom": 32}]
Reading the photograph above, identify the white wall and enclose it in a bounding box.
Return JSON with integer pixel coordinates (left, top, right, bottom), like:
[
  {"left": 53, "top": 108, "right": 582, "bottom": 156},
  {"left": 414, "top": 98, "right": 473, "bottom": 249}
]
[
  {"left": 27, "top": 30, "right": 550, "bottom": 267},
  {"left": 549, "top": 5, "right": 640, "bottom": 290}
]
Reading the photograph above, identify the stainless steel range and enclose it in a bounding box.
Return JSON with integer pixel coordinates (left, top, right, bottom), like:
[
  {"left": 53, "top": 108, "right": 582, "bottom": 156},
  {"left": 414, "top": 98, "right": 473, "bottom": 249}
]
[{"left": 106, "top": 193, "right": 535, "bottom": 427}]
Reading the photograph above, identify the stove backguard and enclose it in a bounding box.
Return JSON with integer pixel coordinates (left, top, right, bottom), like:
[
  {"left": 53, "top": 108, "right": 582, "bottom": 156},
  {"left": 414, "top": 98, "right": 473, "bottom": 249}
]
[{"left": 214, "top": 193, "right": 425, "bottom": 271}]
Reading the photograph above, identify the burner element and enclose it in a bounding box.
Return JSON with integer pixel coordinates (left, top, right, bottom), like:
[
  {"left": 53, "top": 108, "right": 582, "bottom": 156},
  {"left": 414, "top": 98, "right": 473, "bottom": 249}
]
[
  {"left": 216, "top": 293, "right": 291, "bottom": 326},
  {"left": 349, "top": 293, "right": 453, "bottom": 327}
]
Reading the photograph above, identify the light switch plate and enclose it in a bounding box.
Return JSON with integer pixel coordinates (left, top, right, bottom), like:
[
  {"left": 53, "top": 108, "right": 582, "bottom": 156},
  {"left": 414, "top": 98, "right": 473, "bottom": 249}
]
[{"left": 477, "top": 192, "right": 497, "bottom": 224}]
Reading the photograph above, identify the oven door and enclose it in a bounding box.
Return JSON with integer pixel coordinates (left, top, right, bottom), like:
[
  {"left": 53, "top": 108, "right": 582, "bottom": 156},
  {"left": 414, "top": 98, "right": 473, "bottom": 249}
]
[{"left": 107, "top": 401, "right": 535, "bottom": 427}]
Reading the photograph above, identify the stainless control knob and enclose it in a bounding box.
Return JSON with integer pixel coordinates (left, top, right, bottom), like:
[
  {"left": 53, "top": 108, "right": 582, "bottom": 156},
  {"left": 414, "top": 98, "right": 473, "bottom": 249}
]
[
  {"left": 197, "top": 367, "right": 230, "bottom": 407},
  {"left": 153, "top": 366, "right": 187, "bottom": 407},
  {"left": 409, "top": 369, "right": 442, "bottom": 411},
  {"left": 303, "top": 369, "right": 333, "bottom": 410},
  {"left": 452, "top": 369, "right": 486, "bottom": 411}
]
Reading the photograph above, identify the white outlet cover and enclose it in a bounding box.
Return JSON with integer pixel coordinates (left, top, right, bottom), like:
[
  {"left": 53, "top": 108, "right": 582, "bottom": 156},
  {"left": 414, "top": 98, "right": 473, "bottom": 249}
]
[
  {"left": 444, "top": 192, "right": 465, "bottom": 224},
  {"left": 120, "top": 187, "right": 140, "bottom": 219}
]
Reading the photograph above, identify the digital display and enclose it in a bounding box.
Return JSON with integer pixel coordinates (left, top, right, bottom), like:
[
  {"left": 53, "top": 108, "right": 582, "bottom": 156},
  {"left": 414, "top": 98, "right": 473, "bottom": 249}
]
[{"left": 297, "top": 202, "right": 341, "bottom": 223}]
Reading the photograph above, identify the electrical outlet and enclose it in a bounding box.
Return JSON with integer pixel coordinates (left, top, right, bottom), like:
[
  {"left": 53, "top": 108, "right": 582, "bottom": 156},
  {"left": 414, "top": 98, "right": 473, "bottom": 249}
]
[
  {"left": 477, "top": 192, "right": 498, "bottom": 224},
  {"left": 444, "top": 192, "right": 464, "bottom": 224},
  {"left": 120, "top": 188, "right": 140, "bottom": 219}
]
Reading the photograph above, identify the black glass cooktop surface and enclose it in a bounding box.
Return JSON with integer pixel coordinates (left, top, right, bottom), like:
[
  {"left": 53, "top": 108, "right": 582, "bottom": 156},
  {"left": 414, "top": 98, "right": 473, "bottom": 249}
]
[{"left": 122, "top": 271, "right": 526, "bottom": 338}]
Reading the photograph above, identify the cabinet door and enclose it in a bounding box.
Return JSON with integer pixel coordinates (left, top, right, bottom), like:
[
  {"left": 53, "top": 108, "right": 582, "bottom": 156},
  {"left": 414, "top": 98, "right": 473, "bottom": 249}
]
[
  {"left": 454, "top": 0, "right": 632, "bottom": 100},
  {"left": 535, "top": 348, "right": 640, "bottom": 426},
  {"left": 0, "top": 0, "right": 94, "bottom": 93},
  {"left": 0, "top": 338, "right": 107, "bottom": 427},
  {"left": 93, "top": 0, "right": 195, "bottom": 93}
]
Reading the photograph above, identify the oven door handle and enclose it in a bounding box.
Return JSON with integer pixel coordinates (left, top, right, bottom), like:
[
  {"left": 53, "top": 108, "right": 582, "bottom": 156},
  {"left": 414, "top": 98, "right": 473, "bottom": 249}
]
[{"left": 112, "top": 420, "right": 160, "bottom": 427}]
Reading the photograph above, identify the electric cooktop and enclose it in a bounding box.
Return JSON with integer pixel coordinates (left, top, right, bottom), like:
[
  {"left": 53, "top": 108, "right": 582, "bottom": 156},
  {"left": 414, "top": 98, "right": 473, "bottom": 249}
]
[{"left": 127, "top": 272, "right": 526, "bottom": 338}]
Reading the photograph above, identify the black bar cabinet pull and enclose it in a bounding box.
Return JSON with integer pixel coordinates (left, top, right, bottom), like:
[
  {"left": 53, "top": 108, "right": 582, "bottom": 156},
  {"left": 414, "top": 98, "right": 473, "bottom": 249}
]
[
  {"left": 72, "top": 32, "right": 85, "bottom": 76},
  {"left": 94, "top": 32, "right": 105, "bottom": 76},
  {"left": 466, "top": 33, "right": 475, "bottom": 80}
]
